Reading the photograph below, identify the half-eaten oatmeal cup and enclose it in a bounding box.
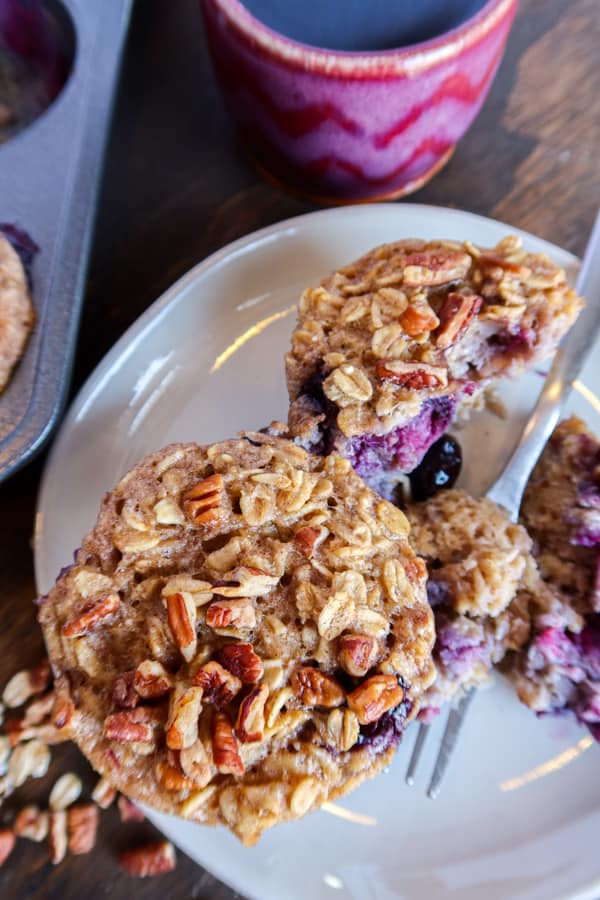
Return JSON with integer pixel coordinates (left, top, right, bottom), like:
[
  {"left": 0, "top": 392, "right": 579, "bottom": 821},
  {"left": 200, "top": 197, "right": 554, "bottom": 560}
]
[
  {"left": 286, "top": 237, "right": 583, "bottom": 500},
  {"left": 38, "top": 432, "right": 435, "bottom": 845}
]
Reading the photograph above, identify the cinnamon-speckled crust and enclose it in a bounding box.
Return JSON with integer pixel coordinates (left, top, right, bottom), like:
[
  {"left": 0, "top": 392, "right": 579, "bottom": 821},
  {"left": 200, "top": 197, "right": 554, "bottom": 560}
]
[
  {"left": 0, "top": 234, "right": 34, "bottom": 392},
  {"left": 407, "top": 489, "right": 554, "bottom": 716},
  {"left": 286, "top": 236, "right": 582, "bottom": 458},
  {"left": 39, "top": 433, "right": 435, "bottom": 844}
]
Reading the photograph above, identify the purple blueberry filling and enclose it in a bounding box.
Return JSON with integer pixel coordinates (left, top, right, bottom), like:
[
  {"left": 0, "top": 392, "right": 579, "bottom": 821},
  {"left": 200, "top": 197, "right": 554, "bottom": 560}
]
[
  {"left": 357, "top": 697, "right": 413, "bottom": 754},
  {"left": 487, "top": 325, "right": 535, "bottom": 356}
]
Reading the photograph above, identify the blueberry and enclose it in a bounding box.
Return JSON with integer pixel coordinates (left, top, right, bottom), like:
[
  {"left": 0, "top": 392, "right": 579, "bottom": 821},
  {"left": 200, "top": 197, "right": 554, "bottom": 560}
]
[{"left": 409, "top": 434, "right": 462, "bottom": 502}]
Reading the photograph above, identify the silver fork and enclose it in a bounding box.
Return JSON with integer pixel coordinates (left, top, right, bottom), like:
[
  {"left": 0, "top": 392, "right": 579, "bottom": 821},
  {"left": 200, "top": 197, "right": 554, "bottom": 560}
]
[{"left": 406, "top": 210, "right": 600, "bottom": 798}]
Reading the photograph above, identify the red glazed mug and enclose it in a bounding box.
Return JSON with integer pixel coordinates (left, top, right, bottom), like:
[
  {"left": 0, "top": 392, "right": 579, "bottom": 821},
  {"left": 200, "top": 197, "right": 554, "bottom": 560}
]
[{"left": 201, "top": 0, "right": 518, "bottom": 203}]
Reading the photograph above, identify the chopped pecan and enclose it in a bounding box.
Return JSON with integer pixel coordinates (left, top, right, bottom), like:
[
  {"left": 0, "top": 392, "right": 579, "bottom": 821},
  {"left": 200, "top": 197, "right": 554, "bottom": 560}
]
[
  {"left": 165, "top": 592, "right": 197, "bottom": 662},
  {"left": 435, "top": 292, "right": 483, "bottom": 349},
  {"left": 375, "top": 359, "right": 448, "bottom": 390},
  {"left": 67, "top": 804, "right": 99, "bottom": 855},
  {"left": 182, "top": 474, "right": 225, "bottom": 527},
  {"left": 338, "top": 633, "right": 378, "bottom": 677},
  {"left": 291, "top": 667, "right": 345, "bottom": 709},
  {"left": 217, "top": 643, "right": 263, "bottom": 684},
  {"left": 212, "top": 711, "right": 244, "bottom": 776},
  {"left": 403, "top": 250, "right": 471, "bottom": 286},
  {"left": 133, "top": 660, "right": 174, "bottom": 699},
  {"left": 155, "top": 757, "right": 195, "bottom": 792},
  {"left": 347, "top": 674, "right": 404, "bottom": 725},
  {"left": 62, "top": 594, "right": 120, "bottom": 637},
  {"left": 165, "top": 686, "right": 203, "bottom": 750},
  {"left": 192, "top": 661, "right": 241, "bottom": 706},
  {"left": 104, "top": 707, "right": 162, "bottom": 744},
  {"left": 14, "top": 805, "right": 49, "bottom": 842},
  {"left": 117, "top": 796, "right": 145, "bottom": 823},
  {"left": 48, "top": 811, "right": 68, "bottom": 865},
  {"left": 179, "top": 740, "right": 212, "bottom": 787},
  {"left": 119, "top": 840, "right": 176, "bottom": 878},
  {"left": 111, "top": 671, "right": 139, "bottom": 709},
  {"left": 0, "top": 829, "right": 15, "bottom": 867},
  {"left": 236, "top": 684, "right": 269, "bottom": 742},
  {"left": 205, "top": 598, "right": 256, "bottom": 631},
  {"left": 294, "top": 525, "right": 327, "bottom": 558},
  {"left": 399, "top": 300, "right": 440, "bottom": 336}
]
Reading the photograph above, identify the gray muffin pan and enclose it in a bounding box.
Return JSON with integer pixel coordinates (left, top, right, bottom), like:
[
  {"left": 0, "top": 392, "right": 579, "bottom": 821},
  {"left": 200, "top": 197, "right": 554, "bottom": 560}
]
[{"left": 0, "top": 0, "right": 132, "bottom": 481}]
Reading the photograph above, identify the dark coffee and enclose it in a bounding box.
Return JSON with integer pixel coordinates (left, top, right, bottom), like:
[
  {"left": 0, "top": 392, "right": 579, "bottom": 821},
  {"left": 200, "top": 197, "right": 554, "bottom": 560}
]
[{"left": 240, "top": 0, "right": 488, "bottom": 52}]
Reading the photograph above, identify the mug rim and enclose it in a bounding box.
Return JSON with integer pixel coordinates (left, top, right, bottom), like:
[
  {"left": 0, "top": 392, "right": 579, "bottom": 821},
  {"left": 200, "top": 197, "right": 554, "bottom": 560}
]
[{"left": 203, "top": 0, "right": 517, "bottom": 78}]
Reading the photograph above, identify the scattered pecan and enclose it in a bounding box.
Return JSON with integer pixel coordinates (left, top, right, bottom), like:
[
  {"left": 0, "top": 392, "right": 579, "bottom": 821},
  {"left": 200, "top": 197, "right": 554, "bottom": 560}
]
[
  {"left": 375, "top": 359, "right": 448, "bottom": 390},
  {"left": 111, "top": 671, "right": 139, "bottom": 709},
  {"left": 347, "top": 674, "right": 404, "bottom": 725},
  {"left": 435, "top": 292, "right": 483, "bottom": 349},
  {"left": 14, "top": 805, "right": 49, "bottom": 842},
  {"left": 165, "top": 686, "right": 203, "bottom": 750},
  {"left": 212, "top": 711, "right": 244, "bottom": 776},
  {"left": 294, "top": 525, "right": 327, "bottom": 558},
  {"left": 119, "top": 839, "right": 176, "bottom": 878},
  {"left": 48, "top": 810, "right": 68, "bottom": 865},
  {"left": 403, "top": 250, "right": 471, "bottom": 286},
  {"left": 91, "top": 776, "right": 117, "bottom": 809},
  {"left": 192, "top": 661, "right": 241, "bottom": 706},
  {"left": 133, "top": 660, "right": 174, "bottom": 699},
  {"left": 399, "top": 300, "right": 440, "bottom": 336},
  {"left": 291, "top": 667, "right": 345, "bottom": 709},
  {"left": 2, "top": 658, "right": 51, "bottom": 708},
  {"left": 205, "top": 598, "right": 256, "bottom": 630},
  {"left": 236, "top": 684, "right": 269, "bottom": 742},
  {"left": 338, "top": 633, "right": 378, "bottom": 678},
  {"left": 62, "top": 594, "right": 120, "bottom": 637},
  {"left": 104, "top": 707, "right": 162, "bottom": 745},
  {"left": 0, "top": 829, "right": 15, "bottom": 867},
  {"left": 217, "top": 642, "right": 263, "bottom": 684},
  {"left": 67, "top": 804, "right": 99, "bottom": 855},
  {"left": 117, "top": 795, "right": 145, "bottom": 823},
  {"left": 165, "top": 592, "right": 197, "bottom": 662},
  {"left": 182, "top": 474, "right": 225, "bottom": 527}
]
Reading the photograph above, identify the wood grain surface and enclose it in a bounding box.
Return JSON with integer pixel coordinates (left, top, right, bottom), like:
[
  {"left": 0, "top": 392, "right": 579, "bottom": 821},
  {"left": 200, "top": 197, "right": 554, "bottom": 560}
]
[{"left": 1, "top": 0, "right": 599, "bottom": 896}]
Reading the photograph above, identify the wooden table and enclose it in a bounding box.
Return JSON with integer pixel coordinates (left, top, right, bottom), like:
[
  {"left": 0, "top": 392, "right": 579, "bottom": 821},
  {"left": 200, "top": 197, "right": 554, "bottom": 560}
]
[{"left": 1, "top": 0, "right": 599, "bottom": 895}]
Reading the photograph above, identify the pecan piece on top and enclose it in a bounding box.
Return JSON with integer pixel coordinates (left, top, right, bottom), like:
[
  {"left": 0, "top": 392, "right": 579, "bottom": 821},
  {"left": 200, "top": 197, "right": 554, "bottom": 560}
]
[
  {"left": 403, "top": 250, "right": 471, "bottom": 287},
  {"left": 205, "top": 598, "right": 256, "bottom": 631},
  {"left": 212, "top": 711, "right": 244, "bottom": 776},
  {"left": 133, "top": 660, "right": 174, "bottom": 699},
  {"left": 235, "top": 683, "right": 269, "bottom": 743},
  {"left": 192, "top": 661, "right": 242, "bottom": 706},
  {"left": 337, "top": 633, "right": 378, "bottom": 678},
  {"left": 294, "top": 525, "right": 327, "bottom": 559},
  {"left": 291, "top": 666, "right": 345, "bottom": 709},
  {"left": 62, "top": 594, "right": 120, "bottom": 637},
  {"left": 182, "top": 474, "right": 225, "bottom": 527},
  {"left": 165, "top": 592, "right": 197, "bottom": 662},
  {"left": 435, "top": 292, "right": 483, "bottom": 350},
  {"left": 111, "top": 671, "right": 138, "bottom": 709},
  {"left": 375, "top": 359, "right": 448, "bottom": 391},
  {"left": 399, "top": 299, "right": 440, "bottom": 336},
  {"left": 165, "top": 686, "right": 203, "bottom": 750},
  {"left": 217, "top": 642, "right": 263, "bottom": 684},
  {"left": 347, "top": 674, "right": 404, "bottom": 725},
  {"left": 103, "top": 707, "right": 162, "bottom": 745}
]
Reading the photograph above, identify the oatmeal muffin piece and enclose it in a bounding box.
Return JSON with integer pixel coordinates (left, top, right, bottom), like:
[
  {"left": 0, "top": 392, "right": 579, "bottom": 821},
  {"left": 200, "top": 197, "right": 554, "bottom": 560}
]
[
  {"left": 0, "top": 230, "right": 35, "bottom": 392},
  {"left": 39, "top": 433, "right": 435, "bottom": 845},
  {"left": 407, "top": 489, "right": 555, "bottom": 718},
  {"left": 286, "top": 237, "right": 583, "bottom": 497},
  {"left": 505, "top": 417, "right": 600, "bottom": 740}
]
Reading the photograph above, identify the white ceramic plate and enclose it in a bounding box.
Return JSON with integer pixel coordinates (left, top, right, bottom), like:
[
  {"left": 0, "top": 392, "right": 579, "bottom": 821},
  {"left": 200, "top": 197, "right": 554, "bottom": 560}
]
[{"left": 35, "top": 205, "right": 600, "bottom": 900}]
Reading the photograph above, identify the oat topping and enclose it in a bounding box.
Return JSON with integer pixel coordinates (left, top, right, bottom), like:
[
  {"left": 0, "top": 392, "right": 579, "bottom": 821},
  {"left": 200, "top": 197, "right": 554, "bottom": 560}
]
[{"left": 38, "top": 434, "right": 435, "bottom": 845}]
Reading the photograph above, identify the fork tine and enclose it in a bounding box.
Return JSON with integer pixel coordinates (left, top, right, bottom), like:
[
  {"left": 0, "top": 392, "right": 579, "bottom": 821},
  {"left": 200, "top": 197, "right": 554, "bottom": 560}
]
[
  {"left": 426, "top": 689, "right": 476, "bottom": 799},
  {"left": 405, "top": 722, "right": 431, "bottom": 785}
]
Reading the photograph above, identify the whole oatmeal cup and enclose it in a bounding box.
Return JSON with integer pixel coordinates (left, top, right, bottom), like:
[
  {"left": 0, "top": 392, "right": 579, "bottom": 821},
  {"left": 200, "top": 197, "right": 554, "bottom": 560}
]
[
  {"left": 286, "top": 237, "right": 583, "bottom": 499},
  {"left": 38, "top": 431, "right": 435, "bottom": 845}
]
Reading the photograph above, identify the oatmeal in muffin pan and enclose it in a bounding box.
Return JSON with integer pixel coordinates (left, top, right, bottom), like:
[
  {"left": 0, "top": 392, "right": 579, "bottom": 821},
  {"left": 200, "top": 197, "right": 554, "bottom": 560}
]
[
  {"left": 505, "top": 417, "right": 600, "bottom": 740},
  {"left": 286, "top": 236, "right": 583, "bottom": 498},
  {"left": 38, "top": 432, "right": 435, "bottom": 844},
  {"left": 0, "top": 228, "right": 35, "bottom": 394}
]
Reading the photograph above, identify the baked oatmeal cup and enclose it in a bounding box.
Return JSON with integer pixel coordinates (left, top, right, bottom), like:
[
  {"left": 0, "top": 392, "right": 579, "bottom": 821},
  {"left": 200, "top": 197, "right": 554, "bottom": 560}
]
[
  {"left": 505, "top": 417, "right": 600, "bottom": 740},
  {"left": 38, "top": 432, "right": 435, "bottom": 845},
  {"left": 406, "top": 489, "right": 555, "bottom": 718},
  {"left": 286, "top": 237, "right": 583, "bottom": 499},
  {"left": 0, "top": 228, "right": 35, "bottom": 393}
]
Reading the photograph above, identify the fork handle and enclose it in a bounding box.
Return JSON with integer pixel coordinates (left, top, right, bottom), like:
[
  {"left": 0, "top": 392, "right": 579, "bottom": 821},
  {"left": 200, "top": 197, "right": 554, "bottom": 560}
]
[{"left": 486, "top": 210, "right": 600, "bottom": 521}]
